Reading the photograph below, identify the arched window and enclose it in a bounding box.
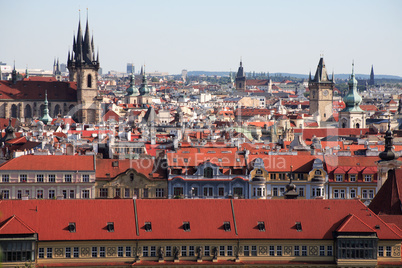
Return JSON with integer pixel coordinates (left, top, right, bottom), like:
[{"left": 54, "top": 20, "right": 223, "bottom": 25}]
[
  {"left": 87, "top": 74, "right": 92, "bottom": 88},
  {"left": 356, "top": 123, "right": 360, "bottom": 129},
  {"left": 130, "top": 173, "right": 134, "bottom": 181},
  {"left": 11, "top": 104, "right": 18, "bottom": 118},
  {"left": 204, "top": 167, "right": 213, "bottom": 178},
  {"left": 342, "top": 122, "right": 346, "bottom": 128},
  {"left": 24, "top": 104, "right": 32, "bottom": 119},
  {"left": 54, "top": 104, "right": 61, "bottom": 117}
]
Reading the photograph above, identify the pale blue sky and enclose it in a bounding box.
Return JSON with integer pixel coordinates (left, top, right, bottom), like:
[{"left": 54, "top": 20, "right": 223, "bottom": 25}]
[{"left": 2, "top": 0, "right": 401, "bottom": 76}]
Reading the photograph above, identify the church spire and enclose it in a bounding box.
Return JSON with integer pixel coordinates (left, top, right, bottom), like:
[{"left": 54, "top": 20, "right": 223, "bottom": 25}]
[
  {"left": 25, "top": 65, "right": 29, "bottom": 79},
  {"left": 83, "top": 10, "right": 93, "bottom": 64},
  {"left": 379, "top": 117, "right": 398, "bottom": 161},
  {"left": 40, "top": 91, "right": 52, "bottom": 125},
  {"left": 12, "top": 60, "right": 17, "bottom": 84},
  {"left": 75, "top": 11, "right": 84, "bottom": 63}
]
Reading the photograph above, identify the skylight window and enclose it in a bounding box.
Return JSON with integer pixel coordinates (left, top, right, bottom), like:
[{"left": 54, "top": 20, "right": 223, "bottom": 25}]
[
  {"left": 145, "top": 222, "right": 152, "bottom": 232},
  {"left": 183, "top": 221, "right": 190, "bottom": 232},
  {"left": 258, "top": 221, "right": 265, "bottom": 232},
  {"left": 223, "top": 221, "right": 231, "bottom": 232},
  {"left": 295, "top": 222, "right": 302, "bottom": 232},
  {"left": 68, "top": 222, "right": 76, "bottom": 233},
  {"left": 107, "top": 222, "right": 114, "bottom": 232}
]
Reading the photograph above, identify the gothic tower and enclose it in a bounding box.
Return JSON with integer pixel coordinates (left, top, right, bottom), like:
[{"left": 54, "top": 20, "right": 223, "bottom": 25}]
[
  {"left": 235, "top": 60, "right": 246, "bottom": 91},
  {"left": 67, "top": 14, "right": 100, "bottom": 124},
  {"left": 308, "top": 57, "right": 334, "bottom": 122},
  {"left": 369, "top": 65, "right": 375, "bottom": 86}
]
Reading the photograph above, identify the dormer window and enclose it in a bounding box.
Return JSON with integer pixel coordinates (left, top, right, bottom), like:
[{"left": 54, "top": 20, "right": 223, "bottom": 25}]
[
  {"left": 68, "top": 222, "right": 76, "bottom": 233},
  {"left": 183, "top": 222, "right": 190, "bottom": 231},
  {"left": 107, "top": 222, "right": 114, "bottom": 232},
  {"left": 145, "top": 222, "right": 152, "bottom": 232},
  {"left": 295, "top": 222, "right": 302, "bottom": 232},
  {"left": 223, "top": 221, "right": 231, "bottom": 232},
  {"left": 204, "top": 167, "right": 213, "bottom": 178},
  {"left": 258, "top": 221, "right": 265, "bottom": 232}
]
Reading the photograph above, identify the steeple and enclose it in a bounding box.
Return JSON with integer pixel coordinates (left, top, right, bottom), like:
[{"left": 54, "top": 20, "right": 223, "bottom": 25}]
[
  {"left": 313, "top": 57, "right": 330, "bottom": 82},
  {"left": 83, "top": 11, "right": 94, "bottom": 64},
  {"left": 342, "top": 62, "right": 363, "bottom": 112},
  {"left": 139, "top": 65, "right": 150, "bottom": 96},
  {"left": 25, "top": 65, "right": 29, "bottom": 79},
  {"left": 11, "top": 61, "right": 17, "bottom": 84},
  {"left": 126, "top": 72, "right": 139, "bottom": 96},
  {"left": 369, "top": 65, "right": 375, "bottom": 86},
  {"left": 76, "top": 14, "right": 84, "bottom": 63},
  {"left": 379, "top": 118, "right": 398, "bottom": 161},
  {"left": 40, "top": 91, "right": 52, "bottom": 125},
  {"left": 236, "top": 58, "right": 245, "bottom": 78},
  {"left": 235, "top": 58, "right": 246, "bottom": 91}
]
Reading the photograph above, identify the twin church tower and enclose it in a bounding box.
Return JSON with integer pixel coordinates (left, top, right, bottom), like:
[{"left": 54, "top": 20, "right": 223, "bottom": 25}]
[{"left": 67, "top": 14, "right": 101, "bottom": 124}]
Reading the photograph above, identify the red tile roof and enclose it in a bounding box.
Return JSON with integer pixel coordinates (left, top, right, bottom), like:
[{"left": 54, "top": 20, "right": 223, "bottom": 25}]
[
  {"left": 103, "top": 110, "right": 120, "bottom": 122},
  {"left": 0, "top": 155, "right": 95, "bottom": 171},
  {"left": 0, "top": 215, "right": 36, "bottom": 235},
  {"left": 1, "top": 199, "right": 399, "bottom": 241},
  {"left": 96, "top": 158, "right": 163, "bottom": 180},
  {"left": 336, "top": 214, "right": 376, "bottom": 233},
  {"left": 0, "top": 80, "right": 77, "bottom": 101},
  {"left": 369, "top": 169, "right": 402, "bottom": 215}
]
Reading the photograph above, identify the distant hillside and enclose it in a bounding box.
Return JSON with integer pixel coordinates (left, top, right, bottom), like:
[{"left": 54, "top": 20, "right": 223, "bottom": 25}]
[{"left": 187, "top": 71, "right": 402, "bottom": 80}]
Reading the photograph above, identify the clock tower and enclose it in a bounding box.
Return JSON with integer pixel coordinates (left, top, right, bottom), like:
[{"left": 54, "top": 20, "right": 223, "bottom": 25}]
[{"left": 309, "top": 57, "right": 335, "bottom": 122}]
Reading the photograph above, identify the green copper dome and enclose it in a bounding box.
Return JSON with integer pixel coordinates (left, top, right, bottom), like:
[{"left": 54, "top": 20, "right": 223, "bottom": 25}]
[
  {"left": 126, "top": 73, "right": 139, "bottom": 96},
  {"left": 40, "top": 91, "right": 52, "bottom": 125},
  {"left": 342, "top": 63, "right": 363, "bottom": 112},
  {"left": 139, "top": 68, "right": 150, "bottom": 96}
]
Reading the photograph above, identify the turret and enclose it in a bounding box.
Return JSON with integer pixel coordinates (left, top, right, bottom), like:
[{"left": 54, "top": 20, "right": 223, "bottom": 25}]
[{"left": 11, "top": 61, "right": 17, "bottom": 84}]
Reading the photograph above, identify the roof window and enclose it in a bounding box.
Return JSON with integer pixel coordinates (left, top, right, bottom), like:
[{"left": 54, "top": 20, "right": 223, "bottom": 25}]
[
  {"left": 223, "top": 221, "right": 231, "bottom": 232},
  {"left": 295, "top": 221, "right": 302, "bottom": 232},
  {"left": 68, "top": 222, "right": 76, "bottom": 233},
  {"left": 183, "top": 221, "right": 190, "bottom": 232},
  {"left": 258, "top": 221, "right": 265, "bottom": 232},
  {"left": 145, "top": 222, "right": 152, "bottom": 232},
  {"left": 107, "top": 222, "right": 114, "bottom": 232}
]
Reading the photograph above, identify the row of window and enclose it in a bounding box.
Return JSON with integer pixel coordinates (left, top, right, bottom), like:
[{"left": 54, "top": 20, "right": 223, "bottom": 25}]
[
  {"left": 24, "top": 245, "right": 398, "bottom": 261},
  {"left": 99, "top": 188, "right": 165, "bottom": 198},
  {"left": 174, "top": 187, "right": 244, "bottom": 198},
  {"left": 335, "top": 174, "right": 373, "bottom": 182},
  {"left": 37, "top": 245, "right": 333, "bottom": 259},
  {"left": 1, "top": 174, "right": 90, "bottom": 183},
  {"left": 1, "top": 189, "right": 90, "bottom": 199},
  {"left": 333, "top": 189, "right": 375, "bottom": 199}
]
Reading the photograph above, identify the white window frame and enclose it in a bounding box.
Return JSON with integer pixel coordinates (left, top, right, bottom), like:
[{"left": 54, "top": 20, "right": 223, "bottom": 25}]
[
  {"left": 37, "top": 174, "right": 44, "bottom": 183},
  {"left": 82, "top": 174, "right": 90, "bottom": 183},
  {"left": 2, "top": 174, "right": 9, "bottom": 182}
]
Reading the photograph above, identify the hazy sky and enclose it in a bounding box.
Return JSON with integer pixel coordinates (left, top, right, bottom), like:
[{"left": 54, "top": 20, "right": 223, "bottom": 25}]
[{"left": 2, "top": 0, "right": 402, "bottom": 76}]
